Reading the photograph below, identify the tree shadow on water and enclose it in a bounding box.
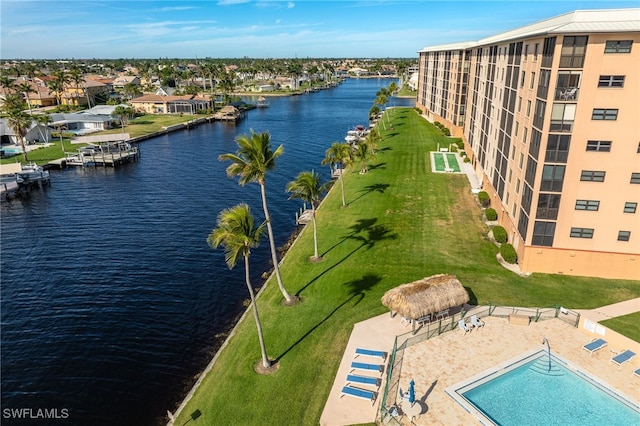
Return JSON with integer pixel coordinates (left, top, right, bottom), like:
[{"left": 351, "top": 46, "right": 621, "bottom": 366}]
[{"left": 276, "top": 292, "right": 365, "bottom": 362}]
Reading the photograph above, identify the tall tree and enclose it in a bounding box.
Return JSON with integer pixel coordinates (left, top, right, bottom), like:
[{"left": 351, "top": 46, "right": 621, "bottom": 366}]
[
  {"left": 207, "top": 203, "right": 271, "bottom": 369},
  {"left": 2, "top": 94, "right": 32, "bottom": 162},
  {"left": 354, "top": 138, "right": 376, "bottom": 175},
  {"left": 16, "top": 82, "right": 35, "bottom": 113},
  {"left": 111, "top": 105, "right": 136, "bottom": 133},
  {"left": 219, "top": 130, "right": 295, "bottom": 303},
  {"left": 33, "top": 113, "right": 52, "bottom": 147},
  {"left": 321, "top": 142, "right": 353, "bottom": 207},
  {"left": 286, "top": 170, "right": 325, "bottom": 261}
]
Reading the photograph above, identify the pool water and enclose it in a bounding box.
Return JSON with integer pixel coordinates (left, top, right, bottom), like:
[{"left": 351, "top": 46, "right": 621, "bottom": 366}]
[{"left": 452, "top": 351, "right": 640, "bottom": 426}]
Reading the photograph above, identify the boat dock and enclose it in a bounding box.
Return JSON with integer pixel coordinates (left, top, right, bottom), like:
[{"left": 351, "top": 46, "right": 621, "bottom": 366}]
[{"left": 56, "top": 134, "right": 140, "bottom": 168}]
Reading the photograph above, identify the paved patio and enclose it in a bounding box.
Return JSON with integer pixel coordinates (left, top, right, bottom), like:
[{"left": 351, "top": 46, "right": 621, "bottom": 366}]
[{"left": 320, "top": 300, "right": 640, "bottom": 426}]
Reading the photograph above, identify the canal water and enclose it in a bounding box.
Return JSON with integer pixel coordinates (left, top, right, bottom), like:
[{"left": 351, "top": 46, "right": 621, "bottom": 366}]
[{"left": 0, "top": 79, "right": 413, "bottom": 425}]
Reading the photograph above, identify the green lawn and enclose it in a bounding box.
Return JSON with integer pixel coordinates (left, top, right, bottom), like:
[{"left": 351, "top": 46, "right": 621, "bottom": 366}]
[
  {"left": 100, "top": 114, "right": 198, "bottom": 138},
  {"left": 173, "top": 107, "right": 640, "bottom": 425},
  {"left": 600, "top": 312, "right": 640, "bottom": 342}
]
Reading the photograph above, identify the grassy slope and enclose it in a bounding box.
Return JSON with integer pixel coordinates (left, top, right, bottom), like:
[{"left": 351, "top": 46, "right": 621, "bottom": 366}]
[
  {"left": 174, "top": 108, "right": 640, "bottom": 425},
  {"left": 600, "top": 312, "right": 640, "bottom": 343}
]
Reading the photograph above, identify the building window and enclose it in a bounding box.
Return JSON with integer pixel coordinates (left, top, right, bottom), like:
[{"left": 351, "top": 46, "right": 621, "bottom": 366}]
[
  {"left": 537, "top": 193, "right": 561, "bottom": 219},
  {"left": 618, "top": 231, "right": 631, "bottom": 242},
  {"left": 526, "top": 100, "right": 531, "bottom": 117},
  {"left": 631, "top": 173, "right": 640, "bottom": 184},
  {"left": 518, "top": 97, "right": 522, "bottom": 112},
  {"left": 523, "top": 127, "right": 528, "bottom": 144},
  {"left": 519, "top": 153, "right": 524, "bottom": 169},
  {"left": 555, "top": 71, "right": 581, "bottom": 100},
  {"left": 575, "top": 200, "right": 600, "bottom": 211},
  {"left": 533, "top": 100, "right": 546, "bottom": 130},
  {"left": 541, "top": 164, "right": 565, "bottom": 192},
  {"left": 580, "top": 170, "right": 606, "bottom": 182},
  {"left": 530, "top": 72, "right": 536, "bottom": 89},
  {"left": 534, "top": 43, "right": 540, "bottom": 60},
  {"left": 623, "top": 202, "right": 637, "bottom": 213},
  {"left": 605, "top": 40, "right": 633, "bottom": 53},
  {"left": 550, "top": 103, "right": 576, "bottom": 132},
  {"left": 570, "top": 227, "right": 594, "bottom": 239},
  {"left": 598, "top": 75, "right": 625, "bottom": 87},
  {"left": 586, "top": 140, "right": 612, "bottom": 152},
  {"left": 591, "top": 109, "right": 618, "bottom": 120},
  {"left": 533, "top": 221, "right": 556, "bottom": 246},
  {"left": 520, "top": 71, "right": 525, "bottom": 87},
  {"left": 560, "top": 36, "right": 588, "bottom": 67},
  {"left": 546, "top": 134, "right": 570, "bottom": 163},
  {"left": 524, "top": 44, "right": 529, "bottom": 57}
]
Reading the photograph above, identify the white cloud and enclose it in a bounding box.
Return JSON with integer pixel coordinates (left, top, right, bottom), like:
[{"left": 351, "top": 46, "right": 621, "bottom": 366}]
[{"left": 288, "top": 2, "right": 295, "bottom": 8}]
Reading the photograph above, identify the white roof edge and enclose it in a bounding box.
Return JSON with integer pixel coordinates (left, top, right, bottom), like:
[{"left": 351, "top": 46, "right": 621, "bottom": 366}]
[{"left": 419, "top": 8, "right": 640, "bottom": 53}]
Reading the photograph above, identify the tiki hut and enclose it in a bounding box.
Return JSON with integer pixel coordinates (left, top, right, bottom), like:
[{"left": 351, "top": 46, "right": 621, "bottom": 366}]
[{"left": 381, "top": 274, "right": 469, "bottom": 332}]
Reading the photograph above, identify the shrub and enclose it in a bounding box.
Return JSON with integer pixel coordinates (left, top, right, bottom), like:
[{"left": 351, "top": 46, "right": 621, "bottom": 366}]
[
  {"left": 492, "top": 225, "right": 507, "bottom": 243},
  {"left": 485, "top": 208, "right": 498, "bottom": 221},
  {"left": 477, "top": 191, "right": 490, "bottom": 207},
  {"left": 500, "top": 243, "right": 517, "bottom": 264},
  {"left": 460, "top": 151, "right": 466, "bottom": 157},
  {"left": 463, "top": 157, "right": 471, "bottom": 163},
  {"left": 442, "top": 128, "right": 451, "bottom": 136},
  {"left": 414, "top": 107, "right": 422, "bottom": 114},
  {"left": 456, "top": 140, "right": 464, "bottom": 149}
]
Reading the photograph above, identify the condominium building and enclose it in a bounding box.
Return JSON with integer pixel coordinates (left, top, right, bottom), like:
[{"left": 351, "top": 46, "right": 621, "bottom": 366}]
[{"left": 416, "top": 9, "right": 640, "bottom": 280}]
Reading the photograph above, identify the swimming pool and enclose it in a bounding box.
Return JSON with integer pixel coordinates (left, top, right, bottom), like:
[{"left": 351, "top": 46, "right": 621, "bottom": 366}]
[{"left": 446, "top": 349, "right": 640, "bottom": 426}]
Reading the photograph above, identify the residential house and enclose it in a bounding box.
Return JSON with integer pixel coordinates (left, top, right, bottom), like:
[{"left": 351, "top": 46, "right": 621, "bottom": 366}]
[{"left": 129, "top": 94, "right": 212, "bottom": 114}]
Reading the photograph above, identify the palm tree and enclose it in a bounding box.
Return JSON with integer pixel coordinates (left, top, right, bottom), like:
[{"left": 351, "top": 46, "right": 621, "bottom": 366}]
[
  {"left": 0, "top": 75, "right": 14, "bottom": 93},
  {"left": 321, "top": 142, "right": 352, "bottom": 207},
  {"left": 207, "top": 204, "right": 271, "bottom": 369},
  {"left": 286, "top": 170, "right": 326, "bottom": 261},
  {"left": 2, "top": 94, "right": 32, "bottom": 162},
  {"left": 111, "top": 105, "right": 136, "bottom": 133},
  {"left": 354, "top": 139, "right": 376, "bottom": 175},
  {"left": 16, "top": 82, "right": 35, "bottom": 113},
  {"left": 219, "top": 130, "right": 295, "bottom": 304},
  {"left": 34, "top": 113, "right": 52, "bottom": 147}
]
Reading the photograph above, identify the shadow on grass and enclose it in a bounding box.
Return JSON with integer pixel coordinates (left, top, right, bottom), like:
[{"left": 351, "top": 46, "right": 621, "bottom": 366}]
[
  {"left": 276, "top": 291, "right": 366, "bottom": 362},
  {"left": 368, "top": 162, "right": 387, "bottom": 172},
  {"left": 349, "top": 183, "right": 390, "bottom": 205},
  {"left": 298, "top": 219, "right": 396, "bottom": 295},
  {"left": 344, "top": 273, "right": 381, "bottom": 300},
  {"left": 464, "top": 287, "right": 478, "bottom": 305}
]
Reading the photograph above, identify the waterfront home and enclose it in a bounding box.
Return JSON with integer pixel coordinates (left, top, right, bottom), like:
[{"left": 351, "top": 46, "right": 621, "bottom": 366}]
[
  {"left": 129, "top": 94, "right": 212, "bottom": 114},
  {"left": 0, "top": 117, "right": 52, "bottom": 145}
]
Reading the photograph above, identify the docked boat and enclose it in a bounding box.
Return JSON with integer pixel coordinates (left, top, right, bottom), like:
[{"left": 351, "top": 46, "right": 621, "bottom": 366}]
[
  {"left": 17, "top": 162, "right": 50, "bottom": 184},
  {"left": 256, "top": 96, "right": 270, "bottom": 108}
]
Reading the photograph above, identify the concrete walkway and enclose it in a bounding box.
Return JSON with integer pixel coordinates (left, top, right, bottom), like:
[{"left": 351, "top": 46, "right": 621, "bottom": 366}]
[{"left": 577, "top": 297, "right": 640, "bottom": 323}]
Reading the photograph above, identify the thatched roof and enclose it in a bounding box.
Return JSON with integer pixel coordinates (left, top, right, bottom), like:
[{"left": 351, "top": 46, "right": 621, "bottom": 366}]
[
  {"left": 381, "top": 274, "right": 469, "bottom": 319},
  {"left": 219, "top": 105, "right": 239, "bottom": 114}
]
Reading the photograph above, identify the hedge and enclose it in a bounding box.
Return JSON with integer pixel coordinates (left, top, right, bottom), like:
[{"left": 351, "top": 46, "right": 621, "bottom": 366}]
[
  {"left": 500, "top": 243, "right": 517, "bottom": 264},
  {"left": 492, "top": 225, "right": 507, "bottom": 243},
  {"left": 477, "top": 191, "right": 490, "bottom": 207},
  {"left": 485, "top": 208, "right": 497, "bottom": 221}
]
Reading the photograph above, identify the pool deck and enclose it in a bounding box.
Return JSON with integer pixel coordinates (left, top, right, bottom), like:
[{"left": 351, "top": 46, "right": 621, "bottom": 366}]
[{"left": 320, "top": 300, "right": 640, "bottom": 426}]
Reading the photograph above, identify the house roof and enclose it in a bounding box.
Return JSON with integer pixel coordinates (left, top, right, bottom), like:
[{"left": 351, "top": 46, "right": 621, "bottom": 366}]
[
  {"left": 129, "top": 94, "right": 210, "bottom": 103},
  {"left": 419, "top": 8, "right": 640, "bottom": 52}
]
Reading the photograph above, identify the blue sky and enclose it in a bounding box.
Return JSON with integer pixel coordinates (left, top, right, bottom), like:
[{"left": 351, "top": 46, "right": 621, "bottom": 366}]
[{"left": 1, "top": 0, "right": 637, "bottom": 59}]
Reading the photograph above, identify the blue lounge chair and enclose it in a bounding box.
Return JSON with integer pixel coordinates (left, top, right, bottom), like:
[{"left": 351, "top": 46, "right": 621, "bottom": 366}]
[
  {"left": 634, "top": 368, "right": 640, "bottom": 378},
  {"left": 582, "top": 338, "right": 608, "bottom": 356},
  {"left": 470, "top": 315, "right": 484, "bottom": 328},
  {"left": 458, "top": 319, "right": 471, "bottom": 334},
  {"left": 350, "top": 361, "right": 384, "bottom": 375},
  {"left": 346, "top": 374, "right": 381, "bottom": 388},
  {"left": 610, "top": 350, "right": 636, "bottom": 370},
  {"left": 354, "top": 347, "right": 387, "bottom": 361},
  {"left": 340, "top": 385, "right": 377, "bottom": 405}
]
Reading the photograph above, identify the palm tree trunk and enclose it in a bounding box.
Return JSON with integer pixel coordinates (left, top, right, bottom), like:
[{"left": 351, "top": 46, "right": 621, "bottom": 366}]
[
  {"left": 311, "top": 204, "right": 318, "bottom": 259},
  {"left": 245, "top": 255, "right": 270, "bottom": 369},
  {"left": 260, "top": 182, "right": 293, "bottom": 302},
  {"left": 340, "top": 173, "right": 346, "bottom": 206}
]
